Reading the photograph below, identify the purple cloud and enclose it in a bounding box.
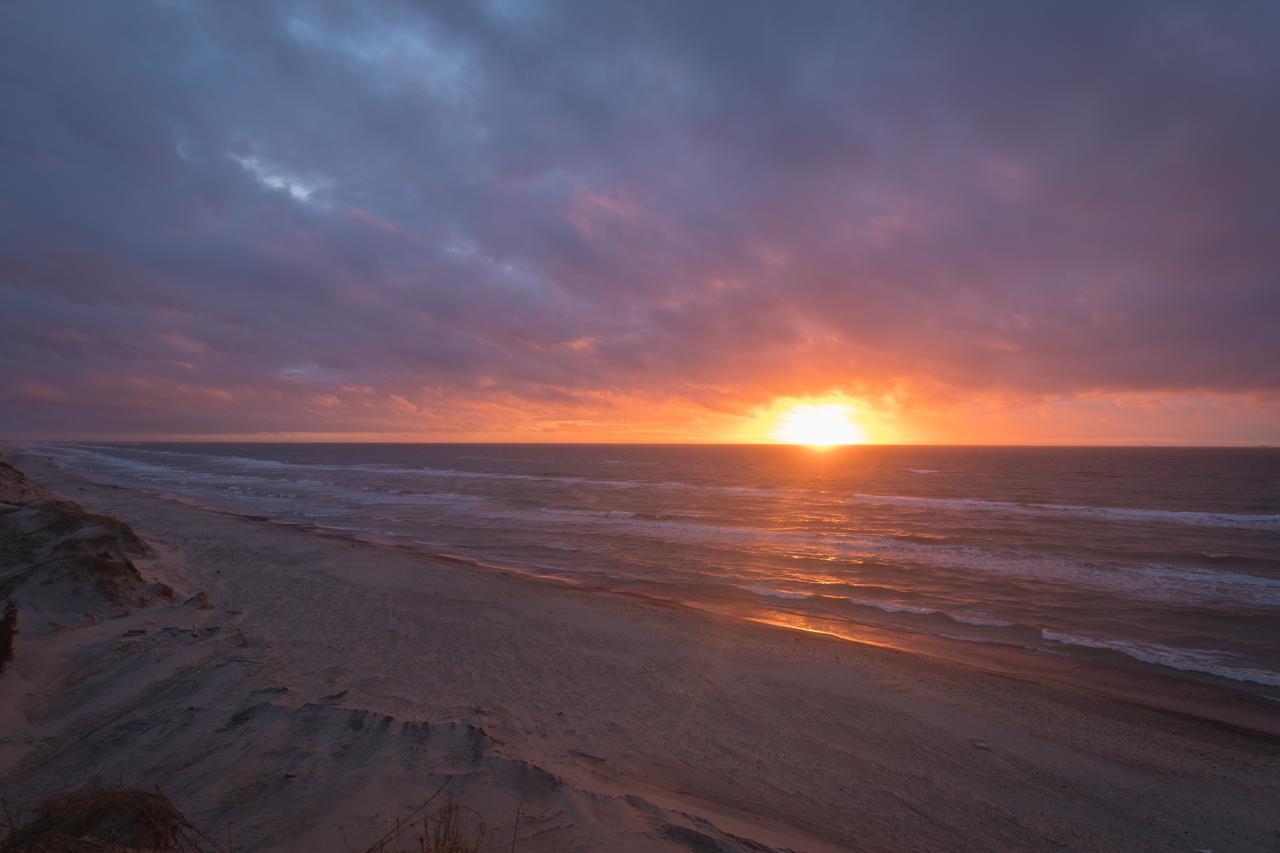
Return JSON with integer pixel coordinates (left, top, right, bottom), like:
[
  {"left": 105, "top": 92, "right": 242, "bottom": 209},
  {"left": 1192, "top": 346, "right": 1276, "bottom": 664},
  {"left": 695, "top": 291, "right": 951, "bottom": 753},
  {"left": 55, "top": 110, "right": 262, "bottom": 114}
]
[{"left": 1, "top": 1, "right": 1278, "bottom": 440}]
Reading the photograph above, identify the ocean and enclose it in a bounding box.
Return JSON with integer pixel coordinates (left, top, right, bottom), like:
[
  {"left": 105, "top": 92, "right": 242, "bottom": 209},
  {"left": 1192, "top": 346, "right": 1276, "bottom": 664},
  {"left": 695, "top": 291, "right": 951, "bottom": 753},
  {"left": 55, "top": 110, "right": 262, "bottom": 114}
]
[{"left": 33, "top": 443, "right": 1280, "bottom": 704}]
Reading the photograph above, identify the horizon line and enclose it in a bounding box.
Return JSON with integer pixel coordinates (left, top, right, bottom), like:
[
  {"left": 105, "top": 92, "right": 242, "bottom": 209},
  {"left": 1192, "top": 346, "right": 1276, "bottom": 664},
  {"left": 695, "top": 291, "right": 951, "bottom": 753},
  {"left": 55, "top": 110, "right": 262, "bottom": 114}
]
[{"left": 3, "top": 438, "right": 1275, "bottom": 449}]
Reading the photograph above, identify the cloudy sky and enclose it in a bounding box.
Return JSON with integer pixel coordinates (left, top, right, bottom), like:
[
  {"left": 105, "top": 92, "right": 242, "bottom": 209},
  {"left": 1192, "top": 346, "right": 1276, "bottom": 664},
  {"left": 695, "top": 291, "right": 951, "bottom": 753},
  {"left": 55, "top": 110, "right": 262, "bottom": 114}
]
[{"left": 2, "top": 1, "right": 1278, "bottom": 443}]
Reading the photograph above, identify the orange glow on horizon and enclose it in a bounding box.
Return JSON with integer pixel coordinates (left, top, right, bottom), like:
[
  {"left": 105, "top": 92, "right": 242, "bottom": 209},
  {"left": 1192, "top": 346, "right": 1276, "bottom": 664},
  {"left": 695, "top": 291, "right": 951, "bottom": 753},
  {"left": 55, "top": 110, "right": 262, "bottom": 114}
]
[
  {"left": 771, "top": 402, "right": 868, "bottom": 446},
  {"left": 19, "top": 381, "right": 1274, "bottom": 446}
]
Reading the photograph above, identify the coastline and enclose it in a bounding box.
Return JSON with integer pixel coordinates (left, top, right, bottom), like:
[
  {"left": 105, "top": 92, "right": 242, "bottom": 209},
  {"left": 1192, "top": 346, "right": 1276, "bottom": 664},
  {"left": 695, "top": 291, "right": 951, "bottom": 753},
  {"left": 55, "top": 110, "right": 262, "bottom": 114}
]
[
  {"left": 2, "top": 448, "right": 1279, "bottom": 850},
  {"left": 16, "top": 444, "right": 1280, "bottom": 738}
]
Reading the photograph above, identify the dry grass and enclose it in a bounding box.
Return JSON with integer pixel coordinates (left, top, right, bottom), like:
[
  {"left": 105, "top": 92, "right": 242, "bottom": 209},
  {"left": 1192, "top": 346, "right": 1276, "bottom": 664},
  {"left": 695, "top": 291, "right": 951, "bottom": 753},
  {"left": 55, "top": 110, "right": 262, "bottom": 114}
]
[
  {"left": 0, "top": 462, "right": 54, "bottom": 505},
  {"left": 415, "top": 797, "right": 483, "bottom": 853},
  {"left": 0, "top": 599, "right": 15, "bottom": 676},
  {"left": 0, "top": 785, "right": 219, "bottom": 853},
  {"left": 364, "top": 790, "right": 486, "bottom": 853}
]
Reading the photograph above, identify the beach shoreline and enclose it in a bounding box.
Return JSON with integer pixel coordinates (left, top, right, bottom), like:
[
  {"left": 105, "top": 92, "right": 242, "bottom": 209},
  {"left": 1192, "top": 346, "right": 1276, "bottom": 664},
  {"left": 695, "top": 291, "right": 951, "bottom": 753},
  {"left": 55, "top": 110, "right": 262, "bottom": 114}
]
[{"left": 2, "top": 448, "right": 1278, "bottom": 850}]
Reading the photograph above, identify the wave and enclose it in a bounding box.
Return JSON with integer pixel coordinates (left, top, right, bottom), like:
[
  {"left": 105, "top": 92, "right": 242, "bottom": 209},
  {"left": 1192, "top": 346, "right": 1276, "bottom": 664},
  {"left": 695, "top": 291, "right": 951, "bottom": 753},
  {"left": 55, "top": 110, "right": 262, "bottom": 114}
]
[
  {"left": 41, "top": 444, "right": 1280, "bottom": 609},
  {"left": 743, "top": 584, "right": 812, "bottom": 601},
  {"left": 31, "top": 442, "right": 1280, "bottom": 698},
  {"left": 490, "top": 508, "right": 1280, "bottom": 607},
  {"left": 848, "top": 493, "right": 1279, "bottom": 530},
  {"left": 37, "top": 445, "right": 503, "bottom": 507},
  {"left": 549, "top": 508, "right": 637, "bottom": 519},
  {"left": 1041, "top": 630, "right": 1280, "bottom": 687},
  {"left": 847, "top": 597, "right": 937, "bottom": 615},
  {"left": 844, "top": 598, "right": 1018, "bottom": 628},
  {"left": 46, "top": 444, "right": 1277, "bottom": 532},
  {"left": 110, "top": 446, "right": 794, "bottom": 497},
  {"left": 948, "top": 613, "right": 1016, "bottom": 627}
]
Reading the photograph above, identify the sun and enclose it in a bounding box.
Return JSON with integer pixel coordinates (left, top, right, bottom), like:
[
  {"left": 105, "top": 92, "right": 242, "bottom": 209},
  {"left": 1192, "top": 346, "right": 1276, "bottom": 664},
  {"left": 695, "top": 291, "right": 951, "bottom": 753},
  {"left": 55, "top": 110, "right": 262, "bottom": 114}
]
[{"left": 773, "top": 403, "right": 867, "bottom": 446}]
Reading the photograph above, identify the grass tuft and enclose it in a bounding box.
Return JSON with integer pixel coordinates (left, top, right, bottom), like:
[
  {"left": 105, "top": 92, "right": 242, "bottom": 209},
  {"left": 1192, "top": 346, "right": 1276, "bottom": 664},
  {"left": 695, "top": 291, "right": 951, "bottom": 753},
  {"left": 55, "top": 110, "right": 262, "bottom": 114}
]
[
  {"left": 364, "top": 790, "right": 486, "bottom": 853},
  {"left": 416, "top": 797, "right": 483, "bottom": 853},
  {"left": 0, "top": 600, "right": 15, "bottom": 676},
  {"left": 0, "top": 784, "right": 218, "bottom": 852}
]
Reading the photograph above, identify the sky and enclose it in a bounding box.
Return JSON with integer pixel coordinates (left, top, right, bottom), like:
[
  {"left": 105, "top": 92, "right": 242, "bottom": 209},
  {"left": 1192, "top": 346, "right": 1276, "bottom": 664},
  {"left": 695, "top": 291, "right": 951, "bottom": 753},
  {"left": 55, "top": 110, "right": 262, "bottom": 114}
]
[{"left": 1, "top": 1, "right": 1278, "bottom": 445}]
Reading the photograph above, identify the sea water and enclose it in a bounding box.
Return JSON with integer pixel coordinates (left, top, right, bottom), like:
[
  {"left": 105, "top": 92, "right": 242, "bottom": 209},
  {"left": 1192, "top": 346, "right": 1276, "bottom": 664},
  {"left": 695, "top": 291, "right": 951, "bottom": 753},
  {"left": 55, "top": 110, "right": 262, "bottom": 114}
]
[{"left": 34, "top": 443, "right": 1280, "bottom": 699}]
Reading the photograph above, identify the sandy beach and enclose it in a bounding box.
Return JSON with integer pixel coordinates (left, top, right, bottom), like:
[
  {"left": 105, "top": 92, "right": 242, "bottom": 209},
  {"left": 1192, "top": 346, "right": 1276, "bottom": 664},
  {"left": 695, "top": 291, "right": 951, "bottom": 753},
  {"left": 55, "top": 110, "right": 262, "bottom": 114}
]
[{"left": 2, "top": 449, "right": 1278, "bottom": 852}]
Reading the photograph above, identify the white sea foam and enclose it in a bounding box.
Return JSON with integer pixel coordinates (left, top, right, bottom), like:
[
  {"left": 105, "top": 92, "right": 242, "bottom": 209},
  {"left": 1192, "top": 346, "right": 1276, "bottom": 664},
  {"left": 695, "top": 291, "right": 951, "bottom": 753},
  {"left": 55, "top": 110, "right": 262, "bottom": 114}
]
[
  {"left": 483, "top": 508, "right": 1280, "bottom": 608},
  {"left": 45, "top": 443, "right": 806, "bottom": 499},
  {"left": 1041, "top": 630, "right": 1280, "bottom": 686},
  {"left": 550, "top": 508, "right": 637, "bottom": 519},
  {"left": 849, "top": 492, "right": 1279, "bottom": 530},
  {"left": 845, "top": 598, "right": 1019, "bottom": 627},
  {"left": 847, "top": 597, "right": 938, "bottom": 615},
  {"left": 948, "top": 613, "right": 1016, "bottom": 627},
  {"left": 744, "top": 584, "right": 812, "bottom": 601}
]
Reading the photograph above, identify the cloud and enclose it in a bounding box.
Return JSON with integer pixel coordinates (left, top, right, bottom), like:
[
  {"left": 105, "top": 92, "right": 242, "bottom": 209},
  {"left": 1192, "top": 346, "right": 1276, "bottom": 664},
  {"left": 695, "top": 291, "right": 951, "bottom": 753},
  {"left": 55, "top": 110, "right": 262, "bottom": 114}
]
[{"left": 1, "top": 0, "right": 1278, "bottom": 440}]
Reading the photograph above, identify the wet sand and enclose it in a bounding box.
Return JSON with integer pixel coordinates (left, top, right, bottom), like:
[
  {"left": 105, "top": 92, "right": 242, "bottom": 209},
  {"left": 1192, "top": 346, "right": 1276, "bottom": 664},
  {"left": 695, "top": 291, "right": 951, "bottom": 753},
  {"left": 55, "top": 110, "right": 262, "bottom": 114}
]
[{"left": 2, "top": 450, "right": 1278, "bottom": 851}]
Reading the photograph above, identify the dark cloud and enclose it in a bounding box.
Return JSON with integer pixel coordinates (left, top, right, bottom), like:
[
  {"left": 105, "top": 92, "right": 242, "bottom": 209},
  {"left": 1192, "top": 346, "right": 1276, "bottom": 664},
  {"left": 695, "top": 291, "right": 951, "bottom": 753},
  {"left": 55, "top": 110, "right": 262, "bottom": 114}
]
[{"left": 1, "top": 0, "right": 1278, "bottom": 438}]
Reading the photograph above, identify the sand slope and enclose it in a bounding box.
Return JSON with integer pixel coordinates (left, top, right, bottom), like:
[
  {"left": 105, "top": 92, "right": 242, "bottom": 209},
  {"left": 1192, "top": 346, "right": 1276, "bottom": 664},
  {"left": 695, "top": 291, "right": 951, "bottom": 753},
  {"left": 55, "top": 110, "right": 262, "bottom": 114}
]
[
  {"left": 1, "top": 451, "right": 1278, "bottom": 851},
  {"left": 0, "top": 459, "right": 177, "bottom": 631},
  {"left": 0, "top": 461, "right": 55, "bottom": 505}
]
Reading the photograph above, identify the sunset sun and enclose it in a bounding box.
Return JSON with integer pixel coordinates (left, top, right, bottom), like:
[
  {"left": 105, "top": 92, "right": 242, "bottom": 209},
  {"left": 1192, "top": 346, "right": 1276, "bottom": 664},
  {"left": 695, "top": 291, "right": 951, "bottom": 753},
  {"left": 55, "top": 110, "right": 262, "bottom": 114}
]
[{"left": 773, "top": 403, "right": 868, "bottom": 446}]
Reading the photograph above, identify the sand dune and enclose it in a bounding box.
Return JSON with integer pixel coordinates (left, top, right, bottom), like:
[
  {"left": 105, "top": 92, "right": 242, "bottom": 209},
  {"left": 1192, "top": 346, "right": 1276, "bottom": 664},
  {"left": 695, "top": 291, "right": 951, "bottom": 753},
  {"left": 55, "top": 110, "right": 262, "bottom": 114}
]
[
  {"left": 0, "top": 467, "right": 175, "bottom": 624},
  {"left": 0, "top": 461, "right": 56, "bottom": 505},
  {"left": 1, "top": 450, "right": 1277, "bottom": 851}
]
